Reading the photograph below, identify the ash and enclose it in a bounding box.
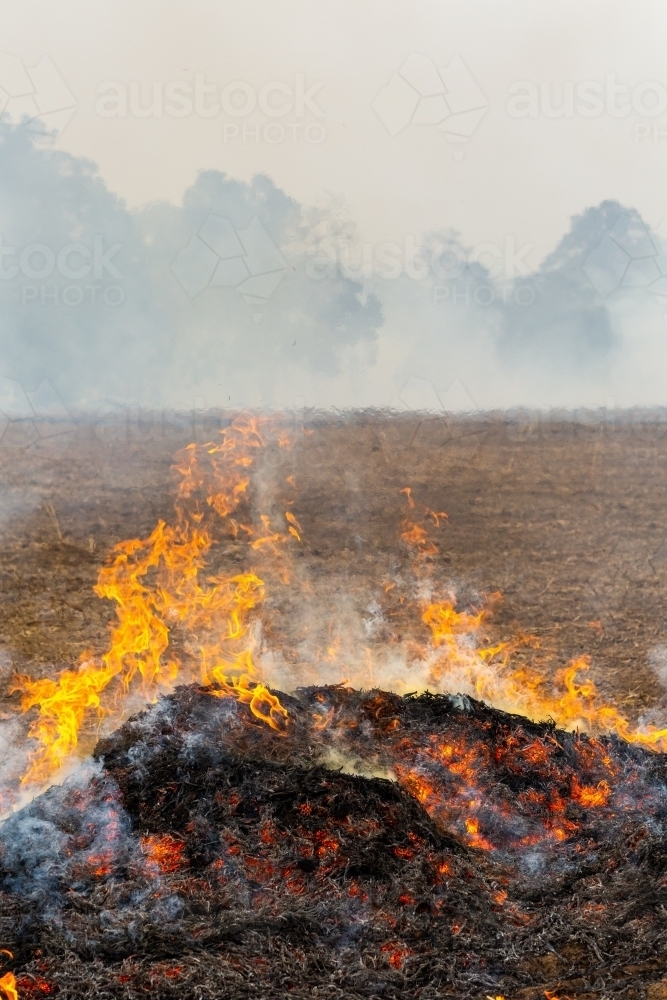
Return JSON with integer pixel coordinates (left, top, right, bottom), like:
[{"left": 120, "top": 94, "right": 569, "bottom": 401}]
[{"left": 2, "top": 685, "right": 667, "bottom": 999}]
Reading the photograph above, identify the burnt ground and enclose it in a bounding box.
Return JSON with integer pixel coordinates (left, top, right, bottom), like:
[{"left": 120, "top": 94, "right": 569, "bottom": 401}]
[
  {"left": 3, "top": 683, "right": 667, "bottom": 999},
  {"left": 1, "top": 410, "right": 667, "bottom": 715}
]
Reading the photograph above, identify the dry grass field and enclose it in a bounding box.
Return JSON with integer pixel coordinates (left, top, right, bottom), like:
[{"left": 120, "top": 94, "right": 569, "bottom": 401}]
[{"left": 2, "top": 410, "right": 667, "bottom": 723}]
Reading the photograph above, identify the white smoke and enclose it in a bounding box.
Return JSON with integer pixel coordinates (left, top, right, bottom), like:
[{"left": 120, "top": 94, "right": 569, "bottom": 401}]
[{"left": 0, "top": 126, "right": 666, "bottom": 415}]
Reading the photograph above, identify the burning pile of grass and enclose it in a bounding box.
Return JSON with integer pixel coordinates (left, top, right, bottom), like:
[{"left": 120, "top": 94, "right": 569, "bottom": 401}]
[
  {"left": 2, "top": 683, "right": 667, "bottom": 999},
  {"left": 4, "top": 413, "right": 667, "bottom": 998}
]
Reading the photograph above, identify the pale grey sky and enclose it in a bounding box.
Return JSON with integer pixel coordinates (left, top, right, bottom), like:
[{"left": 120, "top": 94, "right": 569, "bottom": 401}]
[
  {"left": 1, "top": 0, "right": 667, "bottom": 414},
  {"left": 3, "top": 0, "right": 667, "bottom": 258}
]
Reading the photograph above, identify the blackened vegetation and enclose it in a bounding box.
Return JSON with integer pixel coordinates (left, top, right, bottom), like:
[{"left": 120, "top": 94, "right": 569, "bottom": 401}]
[{"left": 2, "top": 687, "right": 667, "bottom": 998}]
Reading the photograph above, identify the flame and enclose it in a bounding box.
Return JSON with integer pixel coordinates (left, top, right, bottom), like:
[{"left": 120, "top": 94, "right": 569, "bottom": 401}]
[
  {"left": 13, "top": 414, "right": 293, "bottom": 786},
  {"left": 0, "top": 974, "right": 17, "bottom": 1000},
  {"left": 399, "top": 487, "right": 446, "bottom": 568},
  {"left": 421, "top": 598, "right": 667, "bottom": 750},
  {"left": 393, "top": 494, "right": 667, "bottom": 752},
  {"left": 11, "top": 440, "right": 667, "bottom": 797}
]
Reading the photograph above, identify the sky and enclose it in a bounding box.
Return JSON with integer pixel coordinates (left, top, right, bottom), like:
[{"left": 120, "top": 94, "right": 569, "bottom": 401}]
[{"left": 1, "top": 0, "right": 667, "bottom": 416}]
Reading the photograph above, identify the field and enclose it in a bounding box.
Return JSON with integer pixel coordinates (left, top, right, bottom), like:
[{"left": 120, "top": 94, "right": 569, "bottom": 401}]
[{"left": 2, "top": 411, "right": 667, "bottom": 721}]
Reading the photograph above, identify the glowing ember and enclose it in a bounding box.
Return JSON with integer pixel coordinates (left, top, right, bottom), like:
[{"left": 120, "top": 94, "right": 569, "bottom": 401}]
[
  {"left": 381, "top": 941, "right": 413, "bottom": 968},
  {"left": 14, "top": 978, "right": 53, "bottom": 996},
  {"left": 141, "top": 833, "right": 186, "bottom": 874}
]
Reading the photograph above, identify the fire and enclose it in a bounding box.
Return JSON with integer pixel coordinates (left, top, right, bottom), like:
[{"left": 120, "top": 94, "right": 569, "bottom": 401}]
[
  {"left": 12, "top": 414, "right": 293, "bottom": 786},
  {"left": 86, "top": 851, "right": 113, "bottom": 877},
  {"left": 422, "top": 599, "right": 667, "bottom": 751},
  {"left": 571, "top": 778, "right": 611, "bottom": 808},
  {"left": 141, "top": 834, "right": 186, "bottom": 874},
  {"left": 163, "top": 967, "right": 183, "bottom": 980},
  {"left": 0, "top": 973, "right": 17, "bottom": 1000},
  {"left": 10, "top": 424, "right": 667, "bottom": 803},
  {"left": 13, "top": 979, "right": 53, "bottom": 996},
  {"left": 380, "top": 942, "right": 412, "bottom": 968},
  {"left": 395, "top": 489, "right": 667, "bottom": 752}
]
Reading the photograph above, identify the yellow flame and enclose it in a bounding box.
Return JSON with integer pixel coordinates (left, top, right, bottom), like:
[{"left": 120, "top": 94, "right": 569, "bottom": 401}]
[
  {"left": 0, "top": 973, "right": 17, "bottom": 1000},
  {"left": 14, "top": 451, "right": 667, "bottom": 792},
  {"left": 13, "top": 415, "right": 293, "bottom": 786},
  {"left": 400, "top": 486, "right": 667, "bottom": 751},
  {"left": 420, "top": 598, "right": 667, "bottom": 750}
]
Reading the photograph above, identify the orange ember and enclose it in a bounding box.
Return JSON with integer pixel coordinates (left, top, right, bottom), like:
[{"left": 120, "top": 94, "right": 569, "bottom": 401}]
[
  {"left": 86, "top": 852, "right": 113, "bottom": 877},
  {"left": 141, "top": 834, "right": 186, "bottom": 874},
  {"left": 163, "top": 967, "right": 183, "bottom": 980},
  {"left": 380, "top": 942, "right": 412, "bottom": 969},
  {"left": 14, "top": 979, "right": 53, "bottom": 996}
]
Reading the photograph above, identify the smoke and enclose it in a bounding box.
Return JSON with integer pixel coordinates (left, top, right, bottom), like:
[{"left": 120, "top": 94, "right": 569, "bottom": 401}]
[
  {"left": 1, "top": 125, "right": 667, "bottom": 415},
  {"left": 498, "top": 202, "right": 624, "bottom": 368},
  {"left": 366, "top": 203, "right": 667, "bottom": 412},
  {"left": 648, "top": 645, "right": 667, "bottom": 688},
  {"left": 0, "top": 759, "right": 123, "bottom": 893},
  {"left": 0, "top": 124, "right": 382, "bottom": 413}
]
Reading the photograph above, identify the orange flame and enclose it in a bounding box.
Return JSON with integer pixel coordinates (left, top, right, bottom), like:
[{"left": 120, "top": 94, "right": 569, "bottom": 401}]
[
  {"left": 398, "top": 488, "right": 667, "bottom": 753},
  {"left": 13, "top": 414, "right": 293, "bottom": 786},
  {"left": 12, "top": 449, "right": 667, "bottom": 796},
  {"left": 0, "top": 973, "right": 17, "bottom": 1000},
  {"left": 420, "top": 597, "right": 667, "bottom": 750}
]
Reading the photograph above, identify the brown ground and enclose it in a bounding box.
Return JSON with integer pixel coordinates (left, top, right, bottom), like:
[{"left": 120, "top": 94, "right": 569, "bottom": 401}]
[{"left": 2, "top": 410, "right": 667, "bottom": 722}]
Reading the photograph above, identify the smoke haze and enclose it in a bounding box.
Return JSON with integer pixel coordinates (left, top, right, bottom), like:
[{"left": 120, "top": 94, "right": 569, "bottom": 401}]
[{"left": 1, "top": 127, "right": 667, "bottom": 418}]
